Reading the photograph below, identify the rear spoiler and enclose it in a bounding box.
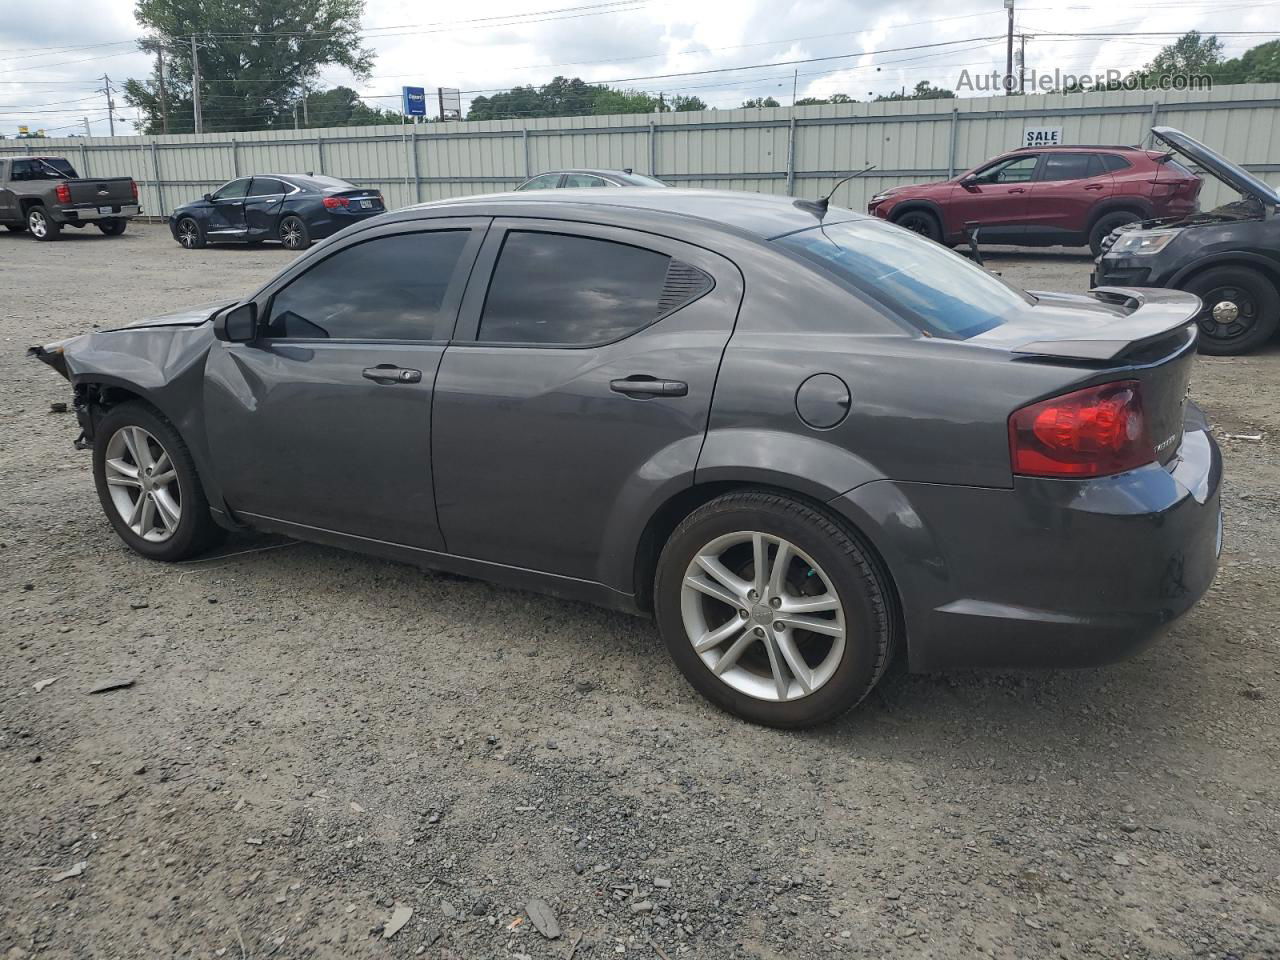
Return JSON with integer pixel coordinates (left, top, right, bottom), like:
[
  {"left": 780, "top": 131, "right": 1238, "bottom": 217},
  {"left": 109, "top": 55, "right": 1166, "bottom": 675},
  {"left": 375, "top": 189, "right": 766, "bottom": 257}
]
[{"left": 1012, "top": 287, "right": 1200, "bottom": 362}]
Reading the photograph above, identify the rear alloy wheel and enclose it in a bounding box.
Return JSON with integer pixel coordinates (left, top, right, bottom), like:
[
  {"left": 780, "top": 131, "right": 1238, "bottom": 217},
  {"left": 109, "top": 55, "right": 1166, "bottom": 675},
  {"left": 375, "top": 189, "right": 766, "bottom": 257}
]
[
  {"left": 92, "top": 402, "right": 224, "bottom": 561},
  {"left": 1184, "top": 266, "right": 1280, "bottom": 356},
  {"left": 279, "top": 215, "right": 310, "bottom": 250},
  {"left": 654, "top": 491, "right": 894, "bottom": 728},
  {"left": 176, "top": 217, "right": 205, "bottom": 249},
  {"left": 27, "top": 206, "right": 61, "bottom": 241},
  {"left": 894, "top": 209, "right": 942, "bottom": 242},
  {"left": 97, "top": 219, "right": 127, "bottom": 236},
  {"left": 1088, "top": 210, "right": 1141, "bottom": 257}
]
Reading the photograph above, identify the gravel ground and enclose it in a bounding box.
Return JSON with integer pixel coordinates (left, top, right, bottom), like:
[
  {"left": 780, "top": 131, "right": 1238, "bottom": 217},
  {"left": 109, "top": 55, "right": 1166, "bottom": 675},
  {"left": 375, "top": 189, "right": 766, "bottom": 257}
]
[{"left": 2, "top": 225, "right": 1278, "bottom": 960}]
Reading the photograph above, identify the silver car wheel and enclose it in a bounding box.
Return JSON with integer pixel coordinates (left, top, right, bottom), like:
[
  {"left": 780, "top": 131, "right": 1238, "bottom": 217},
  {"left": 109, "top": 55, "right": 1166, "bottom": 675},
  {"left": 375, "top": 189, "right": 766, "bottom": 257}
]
[
  {"left": 178, "top": 219, "right": 200, "bottom": 248},
  {"left": 280, "top": 218, "right": 303, "bottom": 249},
  {"left": 103, "top": 426, "right": 182, "bottom": 543},
  {"left": 29, "top": 209, "right": 47, "bottom": 238},
  {"left": 680, "top": 531, "right": 846, "bottom": 702}
]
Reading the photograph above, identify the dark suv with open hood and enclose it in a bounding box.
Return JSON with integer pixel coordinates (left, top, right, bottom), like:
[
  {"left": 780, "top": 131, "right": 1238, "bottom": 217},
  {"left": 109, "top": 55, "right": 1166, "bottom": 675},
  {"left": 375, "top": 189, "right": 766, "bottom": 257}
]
[{"left": 1094, "top": 126, "right": 1280, "bottom": 355}]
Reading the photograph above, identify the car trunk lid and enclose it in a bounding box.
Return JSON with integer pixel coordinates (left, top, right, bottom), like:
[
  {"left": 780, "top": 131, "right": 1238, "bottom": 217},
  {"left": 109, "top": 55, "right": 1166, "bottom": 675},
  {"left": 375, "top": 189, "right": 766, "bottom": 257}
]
[
  {"left": 327, "top": 189, "right": 384, "bottom": 211},
  {"left": 970, "top": 286, "right": 1200, "bottom": 466}
]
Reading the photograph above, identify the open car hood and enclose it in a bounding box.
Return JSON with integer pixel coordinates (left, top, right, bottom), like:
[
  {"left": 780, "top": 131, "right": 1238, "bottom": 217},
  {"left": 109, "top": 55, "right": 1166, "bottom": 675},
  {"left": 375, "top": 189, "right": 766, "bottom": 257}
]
[{"left": 1152, "top": 126, "right": 1280, "bottom": 208}]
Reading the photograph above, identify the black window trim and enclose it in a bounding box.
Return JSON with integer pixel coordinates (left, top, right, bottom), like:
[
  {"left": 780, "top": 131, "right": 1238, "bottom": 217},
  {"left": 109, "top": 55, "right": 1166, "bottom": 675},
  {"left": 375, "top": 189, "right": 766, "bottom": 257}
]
[
  {"left": 451, "top": 220, "right": 717, "bottom": 350},
  {"left": 249, "top": 220, "right": 489, "bottom": 345}
]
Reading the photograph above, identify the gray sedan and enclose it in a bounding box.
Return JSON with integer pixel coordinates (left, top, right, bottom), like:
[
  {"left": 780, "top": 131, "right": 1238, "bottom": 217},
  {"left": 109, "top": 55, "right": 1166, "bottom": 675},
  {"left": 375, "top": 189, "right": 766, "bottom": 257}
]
[{"left": 31, "top": 189, "right": 1222, "bottom": 728}]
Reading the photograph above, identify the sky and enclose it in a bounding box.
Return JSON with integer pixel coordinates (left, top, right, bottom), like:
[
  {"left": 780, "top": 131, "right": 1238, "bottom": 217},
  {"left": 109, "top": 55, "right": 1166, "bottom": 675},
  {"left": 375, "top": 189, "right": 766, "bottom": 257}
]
[{"left": 0, "top": 0, "right": 1277, "bottom": 137}]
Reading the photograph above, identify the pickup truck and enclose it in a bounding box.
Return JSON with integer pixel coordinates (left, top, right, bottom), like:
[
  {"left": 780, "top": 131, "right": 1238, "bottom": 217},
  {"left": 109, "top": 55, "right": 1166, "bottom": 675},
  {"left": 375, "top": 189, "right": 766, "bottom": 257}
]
[{"left": 0, "top": 156, "right": 139, "bottom": 241}]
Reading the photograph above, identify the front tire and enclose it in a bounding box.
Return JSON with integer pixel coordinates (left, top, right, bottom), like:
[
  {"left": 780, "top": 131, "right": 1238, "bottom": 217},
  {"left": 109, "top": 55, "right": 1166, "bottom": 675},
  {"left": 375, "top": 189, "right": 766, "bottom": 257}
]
[
  {"left": 1183, "top": 266, "right": 1280, "bottom": 356},
  {"left": 894, "top": 209, "right": 942, "bottom": 242},
  {"left": 92, "top": 401, "right": 224, "bottom": 561},
  {"left": 1088, "top": 210, "right": 1141, "bottom": 257},
  {"left": 654, "top": 491, "right": 895, "bottom": 728},
  {"left": 175, "top": 217, "right": 206, "bottom": 249},
  {"left": 97, "top": 219, "right": 127, "bottom": 236},
  {"left": 27, "top": 206, "right": 60, "bottom": 241},
  {"left": 279, "top": 215, "right": 310, "bottom": 250}
]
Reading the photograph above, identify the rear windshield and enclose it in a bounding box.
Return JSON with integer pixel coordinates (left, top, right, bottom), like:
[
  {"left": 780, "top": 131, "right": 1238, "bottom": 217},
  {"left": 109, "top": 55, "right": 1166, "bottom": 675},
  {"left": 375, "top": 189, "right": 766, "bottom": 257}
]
[
  {"left": 776, "top": 218, "right": 1032, "bottom": 339},
  {"left": 11, "top": 157, "right": 78, "bottom": 180},
  {"left": 620, "top": 172, "right": 668, "bottom": 187},
  {"left": 291, "top": 175, "right": 356, "bottom": 191}
]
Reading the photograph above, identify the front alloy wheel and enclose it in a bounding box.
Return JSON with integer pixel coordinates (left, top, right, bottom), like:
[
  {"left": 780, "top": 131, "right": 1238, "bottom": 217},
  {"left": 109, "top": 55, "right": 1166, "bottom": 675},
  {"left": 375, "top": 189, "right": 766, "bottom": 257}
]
[
  {"left": 103, "top": 425, "right": 182, "bottom": 542},
  {"left": 681, "top": 531, "right": 845, "bottom": 702},
  {"left": 177, "top": 217, "right": 204, "bottom": 249}
]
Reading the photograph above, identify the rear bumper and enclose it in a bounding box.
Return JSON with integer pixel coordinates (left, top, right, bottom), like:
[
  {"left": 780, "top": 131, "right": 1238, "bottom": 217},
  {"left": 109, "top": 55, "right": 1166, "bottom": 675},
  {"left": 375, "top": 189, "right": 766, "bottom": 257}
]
[
  {"left": 831, "top": 403, "right": 1222, "bottom": 670},
  {"left": 309, "top": 209, "right": 384, "bottom": 238},
  {"left": 56, "top": 203, "right": 140, "bottom": 224}
]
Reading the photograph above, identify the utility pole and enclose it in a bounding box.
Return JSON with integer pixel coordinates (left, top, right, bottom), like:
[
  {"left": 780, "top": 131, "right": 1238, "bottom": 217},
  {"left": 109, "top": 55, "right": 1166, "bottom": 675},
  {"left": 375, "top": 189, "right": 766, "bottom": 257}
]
[
  {"left": 83, "top": 117, "right": 91, "bottom": 137},
  {"left": 190, "top": 35, "right": 203, "bottom": 134},
  {"left": 1004, "top": 0, "right": 1015, "bottom": 95},
  {"left": 156, "top": 48, "right": 169, "bottom": 134},
  {"left": 1019, "top": 34, "right": 1029, "bottom": 94},
  {"left": 301, "top": 86, "right": 309, "bottom": 127},
  {"left": 102, "top": 75, "right": 116, "bottom": 136},
  {"left": 791, "top": 69, "right": 798, "bottom": 106}
]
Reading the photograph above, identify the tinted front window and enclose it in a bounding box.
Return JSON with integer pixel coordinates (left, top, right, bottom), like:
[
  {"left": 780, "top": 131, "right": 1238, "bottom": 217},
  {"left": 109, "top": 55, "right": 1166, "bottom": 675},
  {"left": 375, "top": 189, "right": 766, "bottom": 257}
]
[
  {"left": 265, "top": 231, "right": 469, "bottom": 340},
  {"left": 975, "top": 156, "right": 1038, "bottom": 184},
  {"left": 213, "top": 178, "right": 251, "bottom": 200},
  {"left": 778, "top": 219, "right": 1031, "bottom": 340},
  {"left": 1039, "top": 153, "right": 1099, "bottom": 181},
  {"left": 479, "top": 231, "right": 671, "bottom": 345}
]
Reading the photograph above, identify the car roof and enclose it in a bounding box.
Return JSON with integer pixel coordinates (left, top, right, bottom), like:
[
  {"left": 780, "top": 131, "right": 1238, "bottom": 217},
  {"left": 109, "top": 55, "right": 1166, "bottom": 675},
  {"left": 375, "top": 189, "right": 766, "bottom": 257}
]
[
  {"left": 1009, "top": 144, "right": 1150, "bottom": 153},
  {"left": 407, "top": 188, "right": 862, "bottom": 240},
  {"left": 536, "top": 168, "right": 636, "bottom": 178}
]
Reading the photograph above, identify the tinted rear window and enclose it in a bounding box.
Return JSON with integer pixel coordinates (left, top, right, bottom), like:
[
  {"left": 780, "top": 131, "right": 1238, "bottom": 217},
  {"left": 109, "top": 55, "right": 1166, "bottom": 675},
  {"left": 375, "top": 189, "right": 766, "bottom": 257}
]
[
  {"left": 1101, "top": 153, "right": 1132, "bottom": 172},
  {"left": 479, "top": 231, "right": 672, "bottom": 345},
  {"left": 777, "top": 219, "right": 1031, "bottom": 340}
]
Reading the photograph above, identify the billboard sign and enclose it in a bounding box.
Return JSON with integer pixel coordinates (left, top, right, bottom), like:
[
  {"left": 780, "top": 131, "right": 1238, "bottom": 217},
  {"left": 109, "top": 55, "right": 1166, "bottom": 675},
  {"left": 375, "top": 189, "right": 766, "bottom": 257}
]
[
  {"left": 401, "top": 86, "right": 426, "bottom": 117},
  {"left": 438, "top": 88, "right": 462, "bottom": 121}
]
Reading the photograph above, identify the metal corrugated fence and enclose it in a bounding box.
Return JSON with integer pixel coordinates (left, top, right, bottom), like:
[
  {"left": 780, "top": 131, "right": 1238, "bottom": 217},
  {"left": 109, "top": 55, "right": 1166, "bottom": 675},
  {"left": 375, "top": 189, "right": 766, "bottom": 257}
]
[{"left": 4, "top": 83, "right": 1280, "bottom": 219}]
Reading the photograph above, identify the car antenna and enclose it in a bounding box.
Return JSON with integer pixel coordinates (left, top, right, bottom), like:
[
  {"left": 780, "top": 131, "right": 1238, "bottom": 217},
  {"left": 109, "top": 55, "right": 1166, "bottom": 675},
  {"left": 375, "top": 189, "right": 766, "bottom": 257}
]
[{"left": 794, "top": 163, "right": 877, "bottom": 217}]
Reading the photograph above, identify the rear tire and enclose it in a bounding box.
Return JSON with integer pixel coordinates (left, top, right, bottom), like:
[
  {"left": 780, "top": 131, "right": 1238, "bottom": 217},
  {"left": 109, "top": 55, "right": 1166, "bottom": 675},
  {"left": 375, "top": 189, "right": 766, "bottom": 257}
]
[
  {"left": 1182, "top": 266, "right": 1280, "bottom": 356},
  {"left": 654, "top": 490, "right": 895, "bottom": 729},
  {"left": 27, "top": 206, "right": 60, "bottom": 241},
  {"left": 92, "top": 401, "right": 225, "bottom": 562},
  {"left": 279, "top": 215, "right": 310, "bottom": 250},
  {"left": 894, "top": 209, "right": 942, "bottom": 242},
  {"left": 97, "top": 219, "right": 127, "bottom": 236},
  {"left": 1089, "top": 210, "right": 1141, "bottom": 257}
]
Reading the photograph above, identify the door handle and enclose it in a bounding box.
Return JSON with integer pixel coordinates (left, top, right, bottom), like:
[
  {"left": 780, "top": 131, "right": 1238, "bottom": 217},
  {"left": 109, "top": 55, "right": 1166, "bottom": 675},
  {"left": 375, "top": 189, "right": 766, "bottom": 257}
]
[
  {"left": 362, "top": 364, "right": 421, "bottom": 384},
  {"left": 1084, "top": 183, "right": 1105, "bottom": 190},
  {"left": 1007, "top": 187, "right": 1026, "bottom": 194},
  {"left": 610, "top": 376, "right": 688, "bottom": 398}
]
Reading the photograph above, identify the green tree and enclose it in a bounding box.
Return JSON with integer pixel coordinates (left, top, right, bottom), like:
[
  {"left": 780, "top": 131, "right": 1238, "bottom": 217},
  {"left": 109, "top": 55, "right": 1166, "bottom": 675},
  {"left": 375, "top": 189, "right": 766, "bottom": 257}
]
[
  {"left": 1211, "top": 39, "right": 1280, "bottom": 84},
  {"left": 299, "top": 86, "right": 402, "bottom": 127},
  {"left": 669, "top": 94, "right": 707, "bottom": 111},
  {"left": 123, "top": 0, "right": 373, "bottom": 134},
  {"left": 1139, "top": 30, "right": 1223, "bottom": 83},
  {"left": 875, "top": 81, "right": 955, "bottom": 102},
  {"left": 466, "top": 78, "right": 707, "bottom": 120},
  {"left": 741, "top": 96, "right": 781, "bottom": 108}
]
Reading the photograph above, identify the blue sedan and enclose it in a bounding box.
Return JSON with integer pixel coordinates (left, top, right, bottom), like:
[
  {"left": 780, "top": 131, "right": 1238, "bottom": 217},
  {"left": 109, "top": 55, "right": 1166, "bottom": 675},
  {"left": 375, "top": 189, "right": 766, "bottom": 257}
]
[{"left": 168, "top": 174, "right": 385, "bottom": 250}]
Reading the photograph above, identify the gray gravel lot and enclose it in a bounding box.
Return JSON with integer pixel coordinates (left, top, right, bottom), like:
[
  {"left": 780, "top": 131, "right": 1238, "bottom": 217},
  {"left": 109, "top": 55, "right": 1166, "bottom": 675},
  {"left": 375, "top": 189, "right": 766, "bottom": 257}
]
[{"left": 2, "top": 224, "right": 1278, "bottom": 959}]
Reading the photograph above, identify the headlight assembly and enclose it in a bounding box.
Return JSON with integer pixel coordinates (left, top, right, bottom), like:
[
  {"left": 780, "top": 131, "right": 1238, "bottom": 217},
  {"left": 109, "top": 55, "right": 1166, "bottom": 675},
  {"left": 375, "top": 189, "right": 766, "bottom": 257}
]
[{"left": 1107, "top": 230, "right": 1179, "bottom": 256}]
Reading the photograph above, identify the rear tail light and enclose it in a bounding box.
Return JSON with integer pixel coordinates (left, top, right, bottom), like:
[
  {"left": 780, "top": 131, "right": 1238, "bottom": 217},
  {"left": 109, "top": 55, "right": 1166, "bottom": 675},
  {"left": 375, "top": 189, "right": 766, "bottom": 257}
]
[
  {"left": 55, "top": 183, "right": 71, "bottom": 204},
  {"left": 322, "top": 195, "right": 350, "bottom": 209},
  {"left": 131, "top": 180, "right": 139, "bottom": 200},
  {"left": 1009, "top": 380, "right": 1154, "bottom": 478}
]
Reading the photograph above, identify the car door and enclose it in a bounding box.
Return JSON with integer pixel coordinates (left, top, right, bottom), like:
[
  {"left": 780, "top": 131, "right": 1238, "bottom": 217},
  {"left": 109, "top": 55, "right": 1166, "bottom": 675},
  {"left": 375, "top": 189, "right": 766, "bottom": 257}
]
[
  {"left": 203, "top": 219, "right": 488, "bottom": 549},
  {"left": 431, "top": 219, "right": 744, "bottom": 586},
  {"left": 946, "top": 154, "right": 1039, "bottom": 240},
  {"left": 1023, "top": 152, "right": 1113, "bottom": 240},
  {"left": 0, "top": 161, "right": 14, "bottom": 223},
  {"left": 243, "top": 177, "right": 289, "bottom": 240},
  {"left": 205, "top": 177, "right": 252, "bottom": 237}
]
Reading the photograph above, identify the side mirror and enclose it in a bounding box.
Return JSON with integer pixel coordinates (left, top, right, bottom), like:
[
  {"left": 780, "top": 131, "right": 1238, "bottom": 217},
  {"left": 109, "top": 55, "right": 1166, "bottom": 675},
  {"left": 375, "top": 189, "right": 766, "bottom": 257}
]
[
  {"left": 960, "top": 174, "right": 979, "bottom": 188},
  {"left": 214, "top": 303, "right": 258, "bottom": 343},
  {"left": 203, "top": 193, "right": 213, "bottom": 202}
]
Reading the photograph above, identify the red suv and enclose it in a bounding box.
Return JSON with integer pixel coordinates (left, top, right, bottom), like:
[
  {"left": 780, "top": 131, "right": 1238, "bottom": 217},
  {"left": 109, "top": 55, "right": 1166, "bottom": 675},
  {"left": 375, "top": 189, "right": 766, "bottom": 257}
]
[{"left": 867, "top": 145, "right": 1201, "bottom": 256}]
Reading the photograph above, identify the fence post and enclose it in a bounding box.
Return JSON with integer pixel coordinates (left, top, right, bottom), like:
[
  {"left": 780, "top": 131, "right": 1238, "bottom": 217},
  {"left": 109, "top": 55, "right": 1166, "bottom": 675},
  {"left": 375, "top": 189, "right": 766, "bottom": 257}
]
[
  {"left": 648, "top": 119, "right": 657, "bottom": 177},
  {"left": 785, "top": 115, "right": 796, "bottom": 196},
  {"left": 947, "top": 107, "right": 959, "bottom": 177},
  {"left": 410, "top": 123, "right": 421, "bottom": 202},
  {"left": 150, "top": 140, "right": 165, "bottom": 216},
  {"left": 78, "top": 142, "right": 90, "bottom": 178},
  {"left": 316, "top": 134, "right": 325, "bottom": 175},
  {"left": 230, "top": 140, "right": 239, "bottom": 177},
  {"left": 522, "top": 126, "right": 531, "bottom": 177}
]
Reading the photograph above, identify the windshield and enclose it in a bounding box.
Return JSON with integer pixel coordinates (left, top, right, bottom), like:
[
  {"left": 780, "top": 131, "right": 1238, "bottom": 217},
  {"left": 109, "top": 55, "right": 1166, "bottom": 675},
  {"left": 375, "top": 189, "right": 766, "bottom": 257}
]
[{"left": 776, "top": 218, "right": 1032, "bottom": 339}]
